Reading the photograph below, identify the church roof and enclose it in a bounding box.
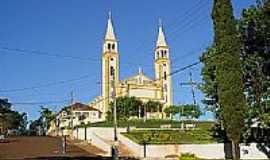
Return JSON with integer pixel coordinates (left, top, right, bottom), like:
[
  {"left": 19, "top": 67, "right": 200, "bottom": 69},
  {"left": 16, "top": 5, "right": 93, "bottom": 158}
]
[
  {"left": 105, "top": 12, "right": 116, "bottom": 40},
  {"left": 156, "top": 21, "right": 168, "bottom": 47},
  {"left": 122, "top": 69, "right": 154, "bottom": 84}
]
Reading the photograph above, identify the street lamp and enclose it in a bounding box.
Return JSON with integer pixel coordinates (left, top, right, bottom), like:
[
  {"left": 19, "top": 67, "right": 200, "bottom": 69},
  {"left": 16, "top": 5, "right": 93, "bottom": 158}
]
[{"left": 111, "top": 68, "right": 118, "bottom": 160}]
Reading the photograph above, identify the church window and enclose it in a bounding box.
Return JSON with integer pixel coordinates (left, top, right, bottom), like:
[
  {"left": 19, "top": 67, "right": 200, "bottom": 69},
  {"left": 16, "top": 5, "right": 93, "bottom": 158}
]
[
  {"left": 108, "top": 43, "right": 111, "bottom": 50},
  {"left": 112, "top": 43, "right": 115, "bottom": 50},
  {"left": 164, "top": 84, "right": 167, "bottom": 92},
  {"left": 110, "top": 66, "right": 114, "bottom": 76},
  {"left": 161, "top": 50, "right": 164, "bottom": 57},
  {"left": 110, "top": 58, "right": 114, "bottom": 61},
  {"left": 164, "top": 71, "right": 167, "bottom": 80},
  {"left": 163, "top": 64, "right": 166, "bottom": 67},
  {"left": 164, "top": 50, "right": 167, "bottom": 57}
]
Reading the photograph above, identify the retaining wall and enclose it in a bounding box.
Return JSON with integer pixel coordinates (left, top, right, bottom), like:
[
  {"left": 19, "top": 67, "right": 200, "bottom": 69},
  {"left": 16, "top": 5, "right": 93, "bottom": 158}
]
[{"left": 72, "top": 127, "right": 269, "bottom": 159}]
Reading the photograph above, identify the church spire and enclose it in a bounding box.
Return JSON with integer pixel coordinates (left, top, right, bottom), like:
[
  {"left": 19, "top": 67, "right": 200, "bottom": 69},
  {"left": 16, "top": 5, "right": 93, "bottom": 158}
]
[
  {"left": 105, "top": 11, "right": 116, "bottom": 41},
  {"left": 156, "top": 19, "right": 167, "bottom": 47}
]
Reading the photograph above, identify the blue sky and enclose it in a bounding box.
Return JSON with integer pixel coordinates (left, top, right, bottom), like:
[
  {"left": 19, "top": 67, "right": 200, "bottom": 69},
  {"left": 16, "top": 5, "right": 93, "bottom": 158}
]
[{"left": 0, "top": 0, "right": 257, "bottom": 120}]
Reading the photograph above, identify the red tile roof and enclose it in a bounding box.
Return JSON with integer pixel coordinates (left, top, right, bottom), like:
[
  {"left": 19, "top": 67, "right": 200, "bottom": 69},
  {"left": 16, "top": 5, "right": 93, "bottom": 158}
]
[{"left": 69, "top": 102, "right": 101, "bottom": 112}]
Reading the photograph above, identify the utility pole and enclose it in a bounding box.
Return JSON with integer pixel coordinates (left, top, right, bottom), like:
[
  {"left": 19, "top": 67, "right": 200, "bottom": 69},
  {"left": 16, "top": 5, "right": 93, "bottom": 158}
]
[
  {"left": 111, "top": 68, "right": 118, "bottom": 160},
  {"left": 179, "top": 71, "right": 200, "bottom": 129},
  {"left": 70, "top": 91, "right": 74, "bottom": 131},
  {"left": 70, "top": 91, "right": 74, "bottom": 105},
  {"left": 179, "top": 71, "right": 199, "bottom": 105}
]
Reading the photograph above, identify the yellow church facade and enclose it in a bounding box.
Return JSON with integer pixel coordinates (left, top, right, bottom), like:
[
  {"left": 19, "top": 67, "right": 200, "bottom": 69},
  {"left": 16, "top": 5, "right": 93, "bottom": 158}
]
[{"left": 90, "top": 14, "right": 173, "bottom": 119}]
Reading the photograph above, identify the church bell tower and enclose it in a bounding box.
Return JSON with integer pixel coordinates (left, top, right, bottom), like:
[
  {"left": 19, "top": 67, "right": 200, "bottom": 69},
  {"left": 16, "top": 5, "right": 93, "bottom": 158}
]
[
  {"left": 154, "top": 21, "right": 173, "bottom": 107},
  {"left": 102, "top": 12, "right": 119, "bottom": 116}
]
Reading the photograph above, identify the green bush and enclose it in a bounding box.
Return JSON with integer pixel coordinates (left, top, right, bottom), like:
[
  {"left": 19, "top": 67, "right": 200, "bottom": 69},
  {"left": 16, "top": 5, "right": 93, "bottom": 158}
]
[{"left": 180, "top": 153, "right": 200, "bottom": 160}]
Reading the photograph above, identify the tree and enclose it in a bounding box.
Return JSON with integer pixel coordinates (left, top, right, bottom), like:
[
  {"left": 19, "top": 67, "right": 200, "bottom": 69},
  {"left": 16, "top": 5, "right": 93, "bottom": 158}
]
[
  {"left": 108, "top": 96, "right": 143, "bottom": 121},
  {"left": 240, "top": 0, "right": 270, "bottom": 131},
  {"left": 39, "top": 106, "right": 55, "bottom": 130},
  {"left": 0, "top": 98, "right": 28, "bottom": 135},
  {"left": 211, "top": 0, "right": 247, "bottom": 159},
  {"left": 200, "top": 47, "right": 230, "bottom": 151},
  {"left": 144, "top": 100, "right": 162, "bottom": 113},
  {"left": 29, "top": 118, "right": 43, "bottom": 136},
  {"left": 164, "top": 105, "right": 179, "bottom": 118},
  {"left": 164, "top": 104, "right": 202, "bottom": 120},
  {"left": 239, "top": 1, "right": 270, "bottom": 157}
]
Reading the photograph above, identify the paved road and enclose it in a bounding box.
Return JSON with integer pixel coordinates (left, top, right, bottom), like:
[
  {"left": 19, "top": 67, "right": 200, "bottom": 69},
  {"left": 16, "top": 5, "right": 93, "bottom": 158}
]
[{"left": 0, "top": 136, "right": 104, "bottom": 159}]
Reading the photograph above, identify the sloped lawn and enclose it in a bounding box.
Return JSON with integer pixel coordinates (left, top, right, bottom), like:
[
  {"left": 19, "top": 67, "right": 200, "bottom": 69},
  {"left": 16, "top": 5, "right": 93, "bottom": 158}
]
[
  {"left": 81, "top": 119, "right": 214, "bottom": 129},
  {"left": 122, "top": 129, "right": 216, "bottom": 144}
]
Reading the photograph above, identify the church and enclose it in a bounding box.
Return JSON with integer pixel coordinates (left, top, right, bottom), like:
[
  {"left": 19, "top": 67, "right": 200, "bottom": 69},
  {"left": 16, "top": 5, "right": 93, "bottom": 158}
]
[{"left": 90, "top": 14, "right": 173, "bottom": 119}]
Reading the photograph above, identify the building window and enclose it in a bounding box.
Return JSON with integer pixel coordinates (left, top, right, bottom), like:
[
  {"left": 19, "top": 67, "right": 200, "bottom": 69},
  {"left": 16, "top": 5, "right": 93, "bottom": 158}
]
[
  {"left": 164, "top": 71, "right": 167, "bottom": 80},
  {"left": 164, "top": 84, "right": 167, "bottom": 92},
  {"left": 112, "top": 43, "right": 115, "bottom": 50},
  {"left": 108, "top": 43, "right": 111, "bottom": 50},
  {"left": 110, "top": 66, "right": 114, "bottom": 76},
  {"left": 110, "top": 58, "right": 114, "bottom": 61},
  {"left": 161, "top": 50, "right": 164, "bottom": 57},
  {"left": 164, "top": 50, "right": 167, "bottom": 57}
]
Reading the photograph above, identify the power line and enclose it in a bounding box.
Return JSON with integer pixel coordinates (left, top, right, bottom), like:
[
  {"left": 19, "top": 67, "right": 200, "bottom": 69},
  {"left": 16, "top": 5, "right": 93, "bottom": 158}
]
[
  {"left": 0, "top": 2, "right": 210, "bottom": 70},
  {"left": 0, "top": 45, "right": 99, "bottom": 62},
  {"left": 0, "top": 44, "right": 154, "bottom": 69},
  {"left": 12, "top": 99, "right": 69, "bottom": 105},
  {"left": 114, "top": 0, "right": 209, "bottom": 66},
  {"left": 9, "top": 50, "right": 217, "bottom": 108},
  {"left": 0, "top": 74, "right": 93, "bottom": 93}
]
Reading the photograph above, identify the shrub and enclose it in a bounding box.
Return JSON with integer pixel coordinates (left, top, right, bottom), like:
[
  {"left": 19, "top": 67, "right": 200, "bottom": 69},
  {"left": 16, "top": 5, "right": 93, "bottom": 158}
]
[{"left": 180, "top": 153, "right": 200, "bottom": 160}]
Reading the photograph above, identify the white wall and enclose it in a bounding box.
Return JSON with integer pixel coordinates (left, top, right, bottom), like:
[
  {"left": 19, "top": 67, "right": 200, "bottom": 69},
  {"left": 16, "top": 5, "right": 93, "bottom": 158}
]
[
  {"left": 181, "top": 144, "right": 225, "bottom": 159},
  {"left": 77, "top": 127, "right": 86, "bottom": 140},
  {"left": 72, "top": 127, "right": 269, "bottom": 159},
  {"left": 240, "top": 143, "right": 269, "bottom": 160},
  {"left": 86, "top": 128, "right": 111, "bottom": 156}
]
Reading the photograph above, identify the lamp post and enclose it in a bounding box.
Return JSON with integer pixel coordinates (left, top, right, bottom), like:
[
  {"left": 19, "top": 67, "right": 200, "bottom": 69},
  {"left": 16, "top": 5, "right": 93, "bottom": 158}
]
[{"left": 111, "top": 68, "right": 118, "bottom": 160}]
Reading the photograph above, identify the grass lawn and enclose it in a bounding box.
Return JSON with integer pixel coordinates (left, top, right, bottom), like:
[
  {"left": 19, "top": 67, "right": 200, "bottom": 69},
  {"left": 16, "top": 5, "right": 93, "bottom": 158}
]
[
  {"left": 79, "top": 119, "right": 216, "bottom": 144},
  {"left": 122, "top": 129, "right": 216, "bottom": 144}
]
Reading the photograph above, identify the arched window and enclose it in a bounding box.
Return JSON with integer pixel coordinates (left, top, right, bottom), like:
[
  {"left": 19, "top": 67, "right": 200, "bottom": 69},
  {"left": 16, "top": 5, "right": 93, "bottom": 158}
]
[
  {"left": 108, "top": 43, "right": 111, "bottom": 50},
  {"left": 161, "top": 50, "right": 164, "bottom": 57},
  {"left": 164, "top": 50, "right": 167, "bottom": 57},
  {"left": 112, "top": 43, "right": 115, "bottom": 50},
  {"left": 110, "top": 58, "right": 114, "bottom": 61}
]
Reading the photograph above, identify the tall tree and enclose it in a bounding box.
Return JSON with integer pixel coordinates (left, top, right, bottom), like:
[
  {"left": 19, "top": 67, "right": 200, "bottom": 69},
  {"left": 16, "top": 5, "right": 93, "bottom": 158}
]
[
  {"left": 240, "top": 0, "right": 270, "bottom": 157},
  {"left": 39, "top": 106, "right": 55, "bottom": 130},
  {"left": 212, "top": 0, "right": 247, "bottom": 159},
  {"left": 240, "top": 0, "right": 270, "bottom": 133}
]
